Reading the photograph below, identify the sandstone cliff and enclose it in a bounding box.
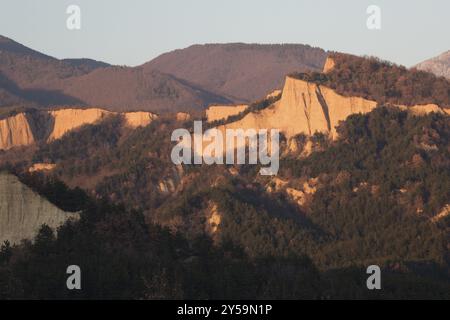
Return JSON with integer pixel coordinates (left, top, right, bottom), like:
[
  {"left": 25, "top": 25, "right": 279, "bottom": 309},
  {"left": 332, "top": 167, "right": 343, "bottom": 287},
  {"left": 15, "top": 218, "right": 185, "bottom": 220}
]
[
  {"left": 49, "top": 109, "right": 157, "bottom": 139},
  {"left": 322, "top": 57, "right": 335, "bottom": 73},
  {"left": 176, "top": 112, "right": 191, "bottom": 122},
  {"left": 206, "top": 104, "right": 249, "bottom": 122},
  {"left": 48, "top": 108, "right": 112, "bottom": 141},
  {"left": 123, "top": 111, "right": 158, "bottom": 128},
  {"left": 0, "top": 172, "right": 79, "bottom": 244},
  {"left": 219, "top": 77, "right": 377, "bottom": 139},
  {"left": 0, "top": 113, "right": 35, "bottom": 150},
  {"left": 0, "top": 108, "right": 158, "bottom": 150},
  {"left": 266, "top": 89, "right": 282, "bottom": 99},
  {"left": 218, "top": 76, "right": 449, "bottom": 140},
  {"left": 28, "top": 163, "right": 56, "bottom": 172},
  {"left": 398, "top": 103, "right": 450, "bottom": 116}
]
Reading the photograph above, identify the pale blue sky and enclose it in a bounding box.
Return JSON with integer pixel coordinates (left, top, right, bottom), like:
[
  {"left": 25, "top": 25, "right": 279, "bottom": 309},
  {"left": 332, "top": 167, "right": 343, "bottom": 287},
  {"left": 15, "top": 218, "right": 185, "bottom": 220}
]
[{"left": 0, "top": 0, "right": 449, "bottom": 67}]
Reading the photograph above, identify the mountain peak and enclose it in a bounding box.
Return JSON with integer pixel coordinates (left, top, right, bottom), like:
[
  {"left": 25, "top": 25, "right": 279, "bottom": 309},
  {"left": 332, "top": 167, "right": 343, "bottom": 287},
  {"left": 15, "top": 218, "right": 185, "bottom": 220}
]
[
  {"left": 415, "top": 50, "right": 450, "bottom": 79},
  {"left": 145, "top": 43, "right": 327, "bottom": 102},
  {"left": 0, "top": 34, "right": 53, "bottom": 60}
]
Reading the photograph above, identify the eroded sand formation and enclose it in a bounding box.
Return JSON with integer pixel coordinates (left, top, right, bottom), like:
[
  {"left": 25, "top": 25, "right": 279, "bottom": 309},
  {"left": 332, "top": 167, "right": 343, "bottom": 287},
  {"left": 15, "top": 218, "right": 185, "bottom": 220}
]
[
  {"left": 0, "top": 113, "right": 35, "bottom": 150},
  {"left": 123, "top": 111, "right": 158, "bottom": 128},
  {"left": 206, "top": 104, "right": 249, "bottom": 122},
  {"left": 0, "top": 172, "right": 79, "bottom": 244},
  {"left": 0, "top": 108, "right": 158, "bottom": 150},
  {"left": 48, "top": 108, "right": 111, "bottom": 141},
  {"left": 322, "top": 56, "right": 335, "bottom": 73},
  {"left": 217, "top": 76, "right": 449, "bottom": 140}
]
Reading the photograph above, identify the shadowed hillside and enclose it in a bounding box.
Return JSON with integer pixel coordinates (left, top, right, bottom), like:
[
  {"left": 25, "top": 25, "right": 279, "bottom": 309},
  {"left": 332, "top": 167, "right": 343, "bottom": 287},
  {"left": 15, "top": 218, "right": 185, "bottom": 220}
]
[
  {"left": 144, "top": 43, "right": 327, "bottom": 102},
  {"left": 0, "top": 35, "right": 231, "bottom": 112},
  {"left": 0, "top": 37, "right": 331, "bottom": 112}
]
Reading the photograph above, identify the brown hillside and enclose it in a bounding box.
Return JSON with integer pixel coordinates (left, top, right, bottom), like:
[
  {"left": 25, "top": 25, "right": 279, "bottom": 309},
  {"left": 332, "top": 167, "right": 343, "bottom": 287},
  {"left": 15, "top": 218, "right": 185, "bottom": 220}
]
[
  {"left": 0, "top": 35, "right": 231, "bottom": 112},
  {"left": 144, "top": 43, "right": 327, "bottom": 102},
  {"left": 58, "top": 67, "right": 231, "bottom": 112}
]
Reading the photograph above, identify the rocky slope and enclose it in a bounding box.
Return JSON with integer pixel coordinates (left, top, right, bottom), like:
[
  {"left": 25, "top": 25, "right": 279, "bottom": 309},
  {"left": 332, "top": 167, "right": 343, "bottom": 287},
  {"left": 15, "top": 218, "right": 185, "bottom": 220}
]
[
  {"left": 0, "top": 112, "right": 35, "bottom": 150},
  {"left": 206, "top": 104, "right": 249, "bottom": 122},
  {"left": 48, "top": 108, "right": 111, "bottom": 141},
  {"left": 218, "top": 75, "right": 449, "bottom": 140},
  {"left": 123, "top": 111, "right": 158, "bottom": 128},
  {"left": 0, "top": 172, "right": 79, "bottom": 244},
  {"left": 217, "top": 76, "right": 377, "bottom": 139},
  {"left": 415, "top": 50, "right": 450, "bottom": 79}
]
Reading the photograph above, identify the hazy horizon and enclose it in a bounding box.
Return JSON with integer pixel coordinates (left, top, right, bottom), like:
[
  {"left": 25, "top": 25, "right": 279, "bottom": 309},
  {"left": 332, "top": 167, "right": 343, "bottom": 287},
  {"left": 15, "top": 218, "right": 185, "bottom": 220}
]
[{"left": 1, "top": 0, "right": 449, "bottom": 67}]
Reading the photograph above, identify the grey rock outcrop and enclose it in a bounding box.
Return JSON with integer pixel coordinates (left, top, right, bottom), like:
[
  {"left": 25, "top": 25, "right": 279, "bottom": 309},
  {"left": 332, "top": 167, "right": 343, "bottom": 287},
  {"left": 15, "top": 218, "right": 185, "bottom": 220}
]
[{"left": 0, "top": 172, "right": 79, "bottom": 244}]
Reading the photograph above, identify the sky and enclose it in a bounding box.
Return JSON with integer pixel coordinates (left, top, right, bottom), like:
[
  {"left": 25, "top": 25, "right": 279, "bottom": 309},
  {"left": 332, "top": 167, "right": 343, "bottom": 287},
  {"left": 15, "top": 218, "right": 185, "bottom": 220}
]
[{"left": 0, "top": 0, "right": 449, "bottom": 67}]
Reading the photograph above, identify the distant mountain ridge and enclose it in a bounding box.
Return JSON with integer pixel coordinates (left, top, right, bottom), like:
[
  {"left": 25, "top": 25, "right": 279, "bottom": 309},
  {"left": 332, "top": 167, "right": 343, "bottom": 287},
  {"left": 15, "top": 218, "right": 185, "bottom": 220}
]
[
  {"left": 0, "top": 35, "right": 231, "bottom": 112},
  {"left": 415, "top": 50, "right": 450, "bottom": 79},
  {"left": 144, "top": 43, "right": 327, "bottom": 102},
  {"left": 0, "top": 36, "right": 328, "bottom": 112}
]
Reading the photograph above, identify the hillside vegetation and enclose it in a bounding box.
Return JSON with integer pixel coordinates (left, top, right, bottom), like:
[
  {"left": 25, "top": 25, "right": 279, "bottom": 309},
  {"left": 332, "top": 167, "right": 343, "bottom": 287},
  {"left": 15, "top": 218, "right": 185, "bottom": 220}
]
[
  {"left": 292, "top": 53, "right": 450, "bottom": 108},
  {"left": 1, "top": 107, "right": 449, "bottom": 298},
  {"left": 1, "top": 49, "right": 449, "bottom": 299}
]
